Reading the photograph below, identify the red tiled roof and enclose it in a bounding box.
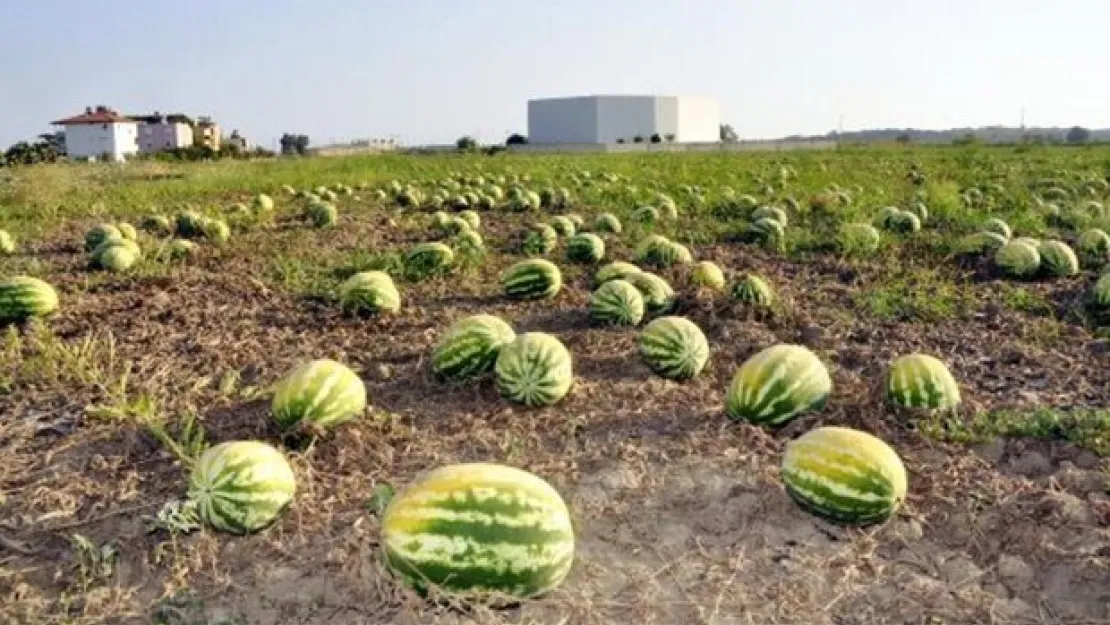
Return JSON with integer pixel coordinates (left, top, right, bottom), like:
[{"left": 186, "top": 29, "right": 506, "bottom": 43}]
[{"left": 51, "top": 109, "right": 134, "bottom": 125}]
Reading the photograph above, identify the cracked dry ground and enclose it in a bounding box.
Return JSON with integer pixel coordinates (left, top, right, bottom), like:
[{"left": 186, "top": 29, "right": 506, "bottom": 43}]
[{"left": 2, "top": 211, "right": 1109, "bottom": 625}]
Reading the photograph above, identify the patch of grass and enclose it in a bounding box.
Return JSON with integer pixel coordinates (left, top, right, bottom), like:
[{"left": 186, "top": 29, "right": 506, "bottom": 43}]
[
  {"left": 997, "top": 284, "right": 1054, "bottom": 315},
  {"left": 921, "top": 407, "right": 1110, "bottom": 456},
  {"left": 853, "top": 269, "right": 973, "bottom": 322}
]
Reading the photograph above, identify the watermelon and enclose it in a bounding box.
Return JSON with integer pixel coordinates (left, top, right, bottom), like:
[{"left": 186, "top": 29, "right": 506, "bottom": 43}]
[
  {"left": 549, "top": 216, "right": 576, "bottom": 238},
  {"left": 565, "top": 214, "right": 585, "bottom": 230},
  {"left": 458, "top": 210, "right": 481, "bottom": 231},
  {"left": 746, "top": 217, "right": 785, "bottom": 249},
  {"left": 875, "top": 207, "right": 903, "bottom": 230},
  {"left": 595, "top": 213, "right": 622, "bottom": 234},
  {"left": 94, "top": 242, "right": 139, "bottom": 272},
  {"left": 954, "top": 231, "right": 1008, "bottom": 255},
  {"left": 752, "top": 206, "right": 788, "bottom": 227},
  {"left": 0, "top": 276, "right": 59, "bottom": 323},
  {"left": 1038, "top": 240, "right": 1079, "bottom": 277},
  {"left": 781, "top": 426, "right": 907, "bottom": 526},
  {"left": 339, "top": 271, "right": 401, "bottom": 315},
  {"left": 522, "top": 224, "right": 558, "bottom": 256},
  {"left": 982, "top": 218, "right": 1012, "bottom": 240},
  {"left": 656, "top": 193, "right": 678, "bottom": 220},
  {"left": 889, "top": 211, "right": 921, "bottom": 234},
  {"left": 0, "top": 230, "right": 16, "bottom": 255},
  {"left": 381, "top": 462, "right": 574, "bottom": 600},
  {"left": 141, "top": 215, "right": 173, "bottom": 235},
  {"left": 566, "top": 233, "right": 605, "bottom": 263},
  {"left": 164, "top": 239, "right": 196, "bottom": 260},
  {"left": 838, "top": 223, "right": 881, "bottom": 256},
  {"left": 175, "top": 211, "right": 205, "bottom": 238},
  {"left": 84, "top": 223, "right": 122, "bottom": 251},
  {"left": 116, "top": 222, "right": 138, "bottom": 241},
  {"left": 595, "top": 261, "right": 641, "bottom": 286},
  {"left": 628, "top": 272, "right": 675, "bottom": 314},
  {"left": 501, "top": 259, "right": 562, "bottom": 300},
  {"left": 494, "top": 333, "right": 573, "bottom": 407},
  {"left": 690, "top": 261, "right": 725, "bottom": 290},
  {"left": 632, "top": 205, "right": 659, "bottom": 225},
  {"left": 406, "top": 242, "right": 455, "bottom": 275},
  {"left": 886, "top": 353, "right": 960, "bottom": 411},
  {"left": 994, "top": 240, "right": 1041, "bottom": 278},
  {"left": 589, "top": 279, "right": 645, "bottom": 326},
  {"left": 432, "top": 211, "right": 453, "bottom": 232},
  {"left": 253, "top": 193, "right": 275, "bottom": 212},
  {"left": 726, "top": 344, "right": 831, "bottom": 426},
  {"left": 455, "top": 229, "right": 484, "bottom": 252},
  {"left": 634, "top": 235, "right": 686, "bottom": 268},
  {"left": 1013, "top": 236, "right": 1041, "bottom": 248},
  {"left": 432, "top": 314, "right": 516, "bottom": 381},
  {"left": 908, "top": 201, "right": 929, "bottom": 223},
  {"left": 1093, "top": 273, "right": 1110, "bottom": 310},
  {"left": 307, "top": 202, "right": 338, "bottom": 228},
  {"left": 639, "top": 316, "right": 709, "bottom": 381},
  {"left": 188, "top": 440, "right": 296, "bottom": 535},
  {"left": 731, "top": 274, "right": 775, "bottom": 307},
  {"left": 271, "top": 359, "right": 367, "bottom": 430},
  {"left": 200, "top": 218, "right": 231, "bottom": 244},
  {"left": 1077, "top": 228, "right": 1110, "bottom": 266}
]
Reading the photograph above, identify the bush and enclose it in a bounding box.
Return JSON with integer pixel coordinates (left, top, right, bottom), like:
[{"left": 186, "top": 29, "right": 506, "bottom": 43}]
[
  {"left": 650, "top": 133, "right": 662, "bottom": 144},
  {"left": 633, "top": 136, "right": 644, "bottom": 144},
  {"left": 456, "top": 136, "right": 478, "bottom": 152},
  {"left": 506, "top": 134, "right": 528, "bottom": 146}
]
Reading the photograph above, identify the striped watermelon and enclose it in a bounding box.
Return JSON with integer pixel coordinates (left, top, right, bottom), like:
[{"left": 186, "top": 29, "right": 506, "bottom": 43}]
[
  {"left": 982, "top": 218, "right": 1012, "bottom": 240},
  {"left": 116, "top": 222, "right": 138, "bottom": 241},
  {"left": 1038, "top": 240, "right": 1079, "bottom": 277},
  {"left": 954, "top": 231, "right": 1008, "bottom": 255},
  {"left": 628, "top": 272, "right": 675, "bottom": 315},
  {"left": 141, "top": 215, "right": 173, "bottom": 235},
  {"left": 731, "top": 274, "right": 775, "bottom": 307},
  {"left": 595, "top": 213, "right": 622, "bottom": 234},
  {"left": 549, "top": 216, "right": 576, "bottom": 238},
  {"left": 164, "top": 239, "right": 196, "bottom": 260},
  {"left": 1077, "top": 228, "right": 1110, "bottom": 267},
  {"left": 908, "top": 201, "right": 929, "bottom": 223},
  {"left": 690, "top": 261, "right": 726, "bottom": 290},
  {"left": 339, "top": 271, "right": 401, "bottom": 315},
  {"left": 381, "top": 462, "right": 574, "bottom": 600},
  {"left": 175, "top": 211, "right": 205, "bottom": 238},
  {"left": 889, "top": 211, "right": 921, "bottom": 234},
  {"left": 458, "top": 210, "right": 481, "bottom": 230},
  {"left": 1013, "top": 236, "right": 1041, "bottom": 248},
  {"left": 432, "top": 314, "right": 516, "bottom": 381},
  {"left": 94, "top": 242, "right": 140, "bottom": 272},
  {"left": 406, "top": 242, "right": 455, "bottom": 276},
  {"left": 1092, "top": 273, "right": 1110, "bottom": 310},
  {"left": 271, "top": 359, "right": 368, "bottom": 430},
  {"left": 495, "top": 333, "right": 573, "bottom": 407},
  {"left": 639, "top": 316, "right": 709, "bottom": 381},
  {"left": 595, "top": 261, "right": 641, "bottom": 286},
  {"left": 567, "top": 233, "right": 605, "bottom": 263},
  {"left": 307, "top": 202, "right": 338, "bottom": 228},
  {"left": 201, "top": 218, "right": 231, "bottom": 244},
  {"left": 501, "top": 259, "right": 562, "bottom": 300},
  {"left": 454, "top": 229, "right": 484, "bottom": 253},
  {"left": 589, "top": 279, "right": 645, "bottom": 326},
  {"left": 85, "top": 224, "right": 122, "bottom": 251},
  {"left": 752, "top": 206, "right": 788, "bottom": 227},
  {"left": 432, "top": 211, "right": 453, "bottom": 232},
  {"left": 187, "top": 440, "right": 296, "bottom": 535},
  {"left": 656, "top": 193, "right": 678, "bottom": 220},
  {"left": 781, "top": 426, "right": 907, "bottom": 526},
  {"left": 0, "top": 276, "right": 59, "bottom": 323},
  {"left": 565, "top": 214, "right": 585, "bottom": 230},
  {"left": 522, "top": 224, "right": 558, "bottom": 256},
  {"left": 875, "top": 207, "right": 903, "bottom": 230},
  {"left": 0, "top": 230, "right": 16, "bottom": 255},
  {"left": 886, "top": 353, "right": 960, "bottom": 411},
  {"left": 726, "top": 344, "right": 832, "bottom": 426},
  {"left": 994, "top": 240, "right": 1041, "bottom": 278},
  {"left": 838, "top": 223, "right": 881, "bottom": 256},
  {"left": 634, "top": 235, "right": 688, "bottom": 268},
  {"left": 632, "top": 206, "right": 659, "bottom": 224},
  {"left": 253, "top": 194, "right": 275, "bottom": 212},
  {"left": 746, "top": 217, "right": 785, "bottom": 249}
]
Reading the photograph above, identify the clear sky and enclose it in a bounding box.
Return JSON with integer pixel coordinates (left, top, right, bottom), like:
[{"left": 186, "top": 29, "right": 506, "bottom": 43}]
[{"left": 2, "top": 0, "right": 1106, "bottom": 149}]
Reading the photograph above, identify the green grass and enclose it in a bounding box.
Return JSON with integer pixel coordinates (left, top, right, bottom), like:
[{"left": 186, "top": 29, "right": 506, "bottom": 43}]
[
  {"left": 922, "top": 407, "right": 1110, "bottom": 456},
  {"left": 853, "top": 267, "right": 974, "bottom": 322}
]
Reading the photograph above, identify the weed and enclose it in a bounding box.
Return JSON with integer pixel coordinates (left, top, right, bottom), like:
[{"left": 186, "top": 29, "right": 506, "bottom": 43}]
[{"left": 922, "top": 407, "right": 1110, "bottom": 455}]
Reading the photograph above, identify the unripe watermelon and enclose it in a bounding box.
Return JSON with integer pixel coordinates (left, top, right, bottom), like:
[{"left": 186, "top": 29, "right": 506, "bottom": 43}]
[
  {"left": 381, "top": 463, "right": 574, "bottom": 600},
  {"left": 595, "top": 213, "right": 622, "bottom": 234},
  {"left": 726, "top": 344, "right": 831, "bottom": 426},
  {"left": 994, "top": 240, "right": 1041, "bottom": 278},
  {"left": 495, "top": 333, "right": 573, "bottom": 407},
  {"left": 307, "top": 202, "right": 338, "bottom": 228},
  {"left": 982, "top": 218, "right": 1012, "bottom": 240},
  {"left": 690, "top": 261, "right": 725, "bottom": 290},
  {"left": 339, "top": 271, "right": 400, "bottom": 315},
  {"left": 432, "top": 314, "right": 516, "bottom": 381},
  {"left": 589, "top": 279, "right": 645, "bottom": 326},
  {"left": 886, "top": 353, "right": 960, "bottom": 411},
  {"left": 565, "top": 214, "right": 585, "bottom": 230},
  {"left": 731, "top": 274, "right": 775, "bottom": 307},
  {"left": 116, "top": 222, "right": 138, "bottom": 241},
  {"left": 781, "top": 426, "right": 907, "bottom": 526},
  {"left": 549, "top": 216, "right": 576, "bottom": 238},
  {"left": 595, "top": 261, "right": 641, "bottom": 286},
  {"left": 188, "top": 440, "right": 296, "bottom": 535},
  {"left": 458, "top": 210, "right": 481, "bottom": 231},
  {"left": 0, "top": 276, "right": 59, "bottom": 323},
  {"left": 752, "top": 206, "right": 788, "bottom": 227},
  {"left": 908, "top": 201, "right": 929, "bottom": 223},
  {"left": 639, "top": 316, "right": 709, "bottom": 381},
  {"left": 628, "top": 272, "right": 675, "bottom": 314},
  {"left": 85, "top": 223, "right": 121, "bottom": 251},
  {"left": 271, "top": 359, "right": 367, "bottom": 430},
  {"left": 1013, "top": 236, "right": 1041, "bottom": 248},
  {"left": 454, "top": 229, "right": 484, "bottom": 253},
  {"left": 406, "top": 242, "right": 455, "bottom": 275},
  {"left": 522, "top": 224, "right": 558, "bottom": 256},
  {"left": 1037, "top": 240, "right": 1079, "bottom": 277},
  {"left": 0, "top": 230, "right": 16, "bottom": 255},
  {"left": 1077, "top": 228, "right": 1110, "bottom": 267},
  {"left": 501, "top": 259, "right": 562, "bottom": 300},
  {"left": 566, "top": 233, "right": 605, "bottom": 263}
]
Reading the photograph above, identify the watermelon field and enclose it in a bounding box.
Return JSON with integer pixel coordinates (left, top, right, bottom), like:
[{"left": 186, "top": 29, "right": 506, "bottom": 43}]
[{"left": 1, "top": 147, "right": 1109, "bottom": 624}]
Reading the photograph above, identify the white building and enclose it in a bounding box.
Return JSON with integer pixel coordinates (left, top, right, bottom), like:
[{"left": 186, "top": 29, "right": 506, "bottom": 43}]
[
  {"left": 134, "top": 114, "right": 194, "bottom": 154},
  {"left": 51, "top": 106, "right": 138, "bottom": 162},
  {"left": 527, "top": 95, "right": 720, "bottom": 145}
]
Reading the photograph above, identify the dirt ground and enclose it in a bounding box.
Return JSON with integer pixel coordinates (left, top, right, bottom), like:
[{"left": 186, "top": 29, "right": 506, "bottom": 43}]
[{"left": 2, "top": 203, "right": 1109, "bottom": 625}]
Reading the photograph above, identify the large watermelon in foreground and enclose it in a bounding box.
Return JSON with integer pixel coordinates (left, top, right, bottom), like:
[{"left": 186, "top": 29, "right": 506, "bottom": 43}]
[
  {"left": 639, "top": 316, "right": 709, "bottom": 381},
  {"left": 188, "top": 440, "right": 297, "bottom": 534},
  {"left": 271, "top": 359, "right": 368, "bottom": 430},
  {"left": 781, "top": 426, "right": 907, "bottom": 526},
  {"left": 432, "top": 314, "right": 517, "bottom": 381},
  {"left": 0, "top": 276, "right": 59, "bottom": 323},
  {"left": 495, "top": 332, "right": 573, "bottom": 407},
  {"left": 886, "top": 353, "right": 960, "bottom": 411},
  {"left": 381, "top": 462, "right": 575, "bottom": 600},
  {"left": 726, "top": 344, "right": 831, "bottom": 426},
  {"left": 501, "top": 259, "right": 563, "bottom": 300}
]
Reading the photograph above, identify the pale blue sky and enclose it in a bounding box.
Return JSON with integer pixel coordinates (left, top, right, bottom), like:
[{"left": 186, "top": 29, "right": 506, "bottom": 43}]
[{"left": 2, "top": 1, "right": 1106, "bottom": 149}]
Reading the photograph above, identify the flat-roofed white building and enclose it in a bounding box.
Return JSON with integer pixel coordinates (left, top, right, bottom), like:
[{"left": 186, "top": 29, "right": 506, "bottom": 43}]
[{"left": 527, "top": 95, "right": 720, "bottom": 145}]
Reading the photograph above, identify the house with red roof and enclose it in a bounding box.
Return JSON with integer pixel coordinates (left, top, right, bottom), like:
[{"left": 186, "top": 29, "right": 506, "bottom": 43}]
[{"left": 50, "top": 105, "right": 139, "bottom": 162}]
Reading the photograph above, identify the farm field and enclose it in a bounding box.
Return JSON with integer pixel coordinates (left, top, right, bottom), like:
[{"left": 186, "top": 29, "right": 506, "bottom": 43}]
[{"left": 1, "top": 147, "right": 1110, "bottom": 625}]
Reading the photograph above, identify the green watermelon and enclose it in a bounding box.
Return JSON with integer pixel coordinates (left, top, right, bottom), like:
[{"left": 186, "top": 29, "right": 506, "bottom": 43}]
[
  {"left": 752, "top": 206, "right": 788, "bottom": 227},
  {"left": 339, "top": 271, "right": 400, "bottom": 315},
  {"left": 886, "top": 353, "right": 960, "bottom": 411},
  {"left": 116, "top": 222, "right": 138, "bottom": 241},
  {"left": 628, "top": 272, "right": 675, "bottom": 314},
  {"left": 200, "top": 218, "right": 231, "bottom": 244},
  {"left": 982, "top": 218, "right": 1012, "bottom": 240},
  {"left": 638, "top": 316, "right": 709, "bottom": 381},
  {"left": 94, "top": 242, "right": 140, "bottom": 272},
  {"left": 253, "top": 193, "right": 275, "bottom": 212},
  {"left": 549, "top": 216, "right": 576, "bottom": 238},
  {"left": 1038, "top": 240, "right": 1079, "bottom": 277},
  {"left": 595, "top": 213, "right": 622, "bottom": 234},
  {"left": 746, "top": 217, "right": 785, "bottom": 249},
  {"left": 406, "top": 242, "right": 455, "bottom": 275},
  {"left": 188, "top": 440, "right": 296, "bottom": 535},
  {"left": 0, "top": 276, "right": 59, "bottom": 323},
  {"left": 838, "top": 223, "right": 881, "bottom": 256},
  {"left": 634, "top": 235, "right": 686, "bottom": 268},
  {"left": 84, "top": 223, "right": 122, "bottom": 251},
  {"left": 690, "top": 261, "right": 725, "bottom": 290},
  {"left": 522, "top": 224, "right": 558, "bottom": 256},
  {"left": 501, "top": 259, "right": 562, "bottom": 300},
  {"left": 141, "top": 215, "right": 173, "bottom": 235},
  {"left": 307, "top": 202, "right": 338, "bottom": 228},
  {"left": 954, "top": 231, "right": 1008, "bottom": 255},
  {"left": 0, "top": 230, "right": 16, "bottom": 255},
  {"left": 632, "top": 205, "right": 659, "bottom": 225},
  {"left": 781, "top": 426, "right": 907, "bottom": 526},
  {"left": 432, "top": 314, "right": 517, "bottom": 381},
  {"left": 889, "top": 211, "right": 921, "bottom": 234},
  {"left": 566, "top": 233, "right": 605, "bottom": 263},
  {"left": 381, "top": 462, "right": 574, "bottom": 600},
  {"left": 994, "top": 240, "right": 1041, "bottom": 278},
  {"left": 595, "top": 261, "right": 642, "bottom": 286},
  {"left": 175, "top": 211, "right": 205, "bottom": 238},
  {"left": 731, "top": 274, "right": 775, "bottom": 307},
  {"left": 1092, "top": 273, "right": 1110, "bottom": 310},
  {"left": 589, "top": 279, "right": 645, "bottom": 326},
  {"left": 726, "top": 344, "right": 831, "bottom": 426},
  {"left": 875, "top": 207, "right": 903, "bottom": 230},
  {"left": 271, "top": 359, "right": 367, "bottom": 430},
  {"left": 1077, "top": 228, "right": 1110, "bottom": 267},
  {"left": 494, "top": 333, "right": 573, "bottom": 407},
  {"left": 164, "top": 239, "right": 196, "bottom": 260},
  {"left": 458, "top": 210, "right": 481, "bottom": 231}
]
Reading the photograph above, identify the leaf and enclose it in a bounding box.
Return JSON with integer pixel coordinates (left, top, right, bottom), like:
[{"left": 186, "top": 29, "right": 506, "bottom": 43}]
[{"left": 365, "top": 483, "right": 395, "bottom": 516}]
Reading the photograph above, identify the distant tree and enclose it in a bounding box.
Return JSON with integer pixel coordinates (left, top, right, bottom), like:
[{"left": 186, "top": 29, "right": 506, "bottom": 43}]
[
  {"left": 895, "top": 133, "right": 912, "bottom": 145},
  {"left": 719, "top": 124, "right": 739, "bottom": 143},
  {"left": 456, "top": 136, "right": 478, "bottom": 152},
  {"left": 664, "top": 133, "right": 676, "bottom": 142},
  {"left": 280, "top": 133, "right": 311, "bottom": 156},
  {"left": 650, "top": 133, "right": 663, "bottom": 144},
  {"left": 1067, "top": 126, "right": 1091, "bottom": 145},
  {"left": 506, "top": 133, "right": 528, "bottom": 146},
  {"left": 2, "top": 135, "right": 63, "bottom": 166},
  {"left": 633, "top": 135, "right": 644, "bottom": 144},
  {"left": 616, "top": 138, "right": 626, "bottom": 144}
]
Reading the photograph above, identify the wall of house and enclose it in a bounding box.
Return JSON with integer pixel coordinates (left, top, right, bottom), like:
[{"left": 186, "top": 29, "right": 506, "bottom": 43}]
[
  {"left": 64, "top": 123, "right": 138, "bottom": 161},
  {"left": 529, "top": 96, "right": 720, "bottom": 145},
  {"left": 138, "top": 123, "right": 193, "bottom": 153},
  {"left": 595, "top": 96, "right": 659, "bottom": 144},
  {"left": 193, "top": 124, "right": 221, "bottom": 150},
  {"left": 528, "top": 97, "right": 598, "bottom": 144},
  {"left": 675, "top": 97, "right": 721, "bottom": 143}
]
